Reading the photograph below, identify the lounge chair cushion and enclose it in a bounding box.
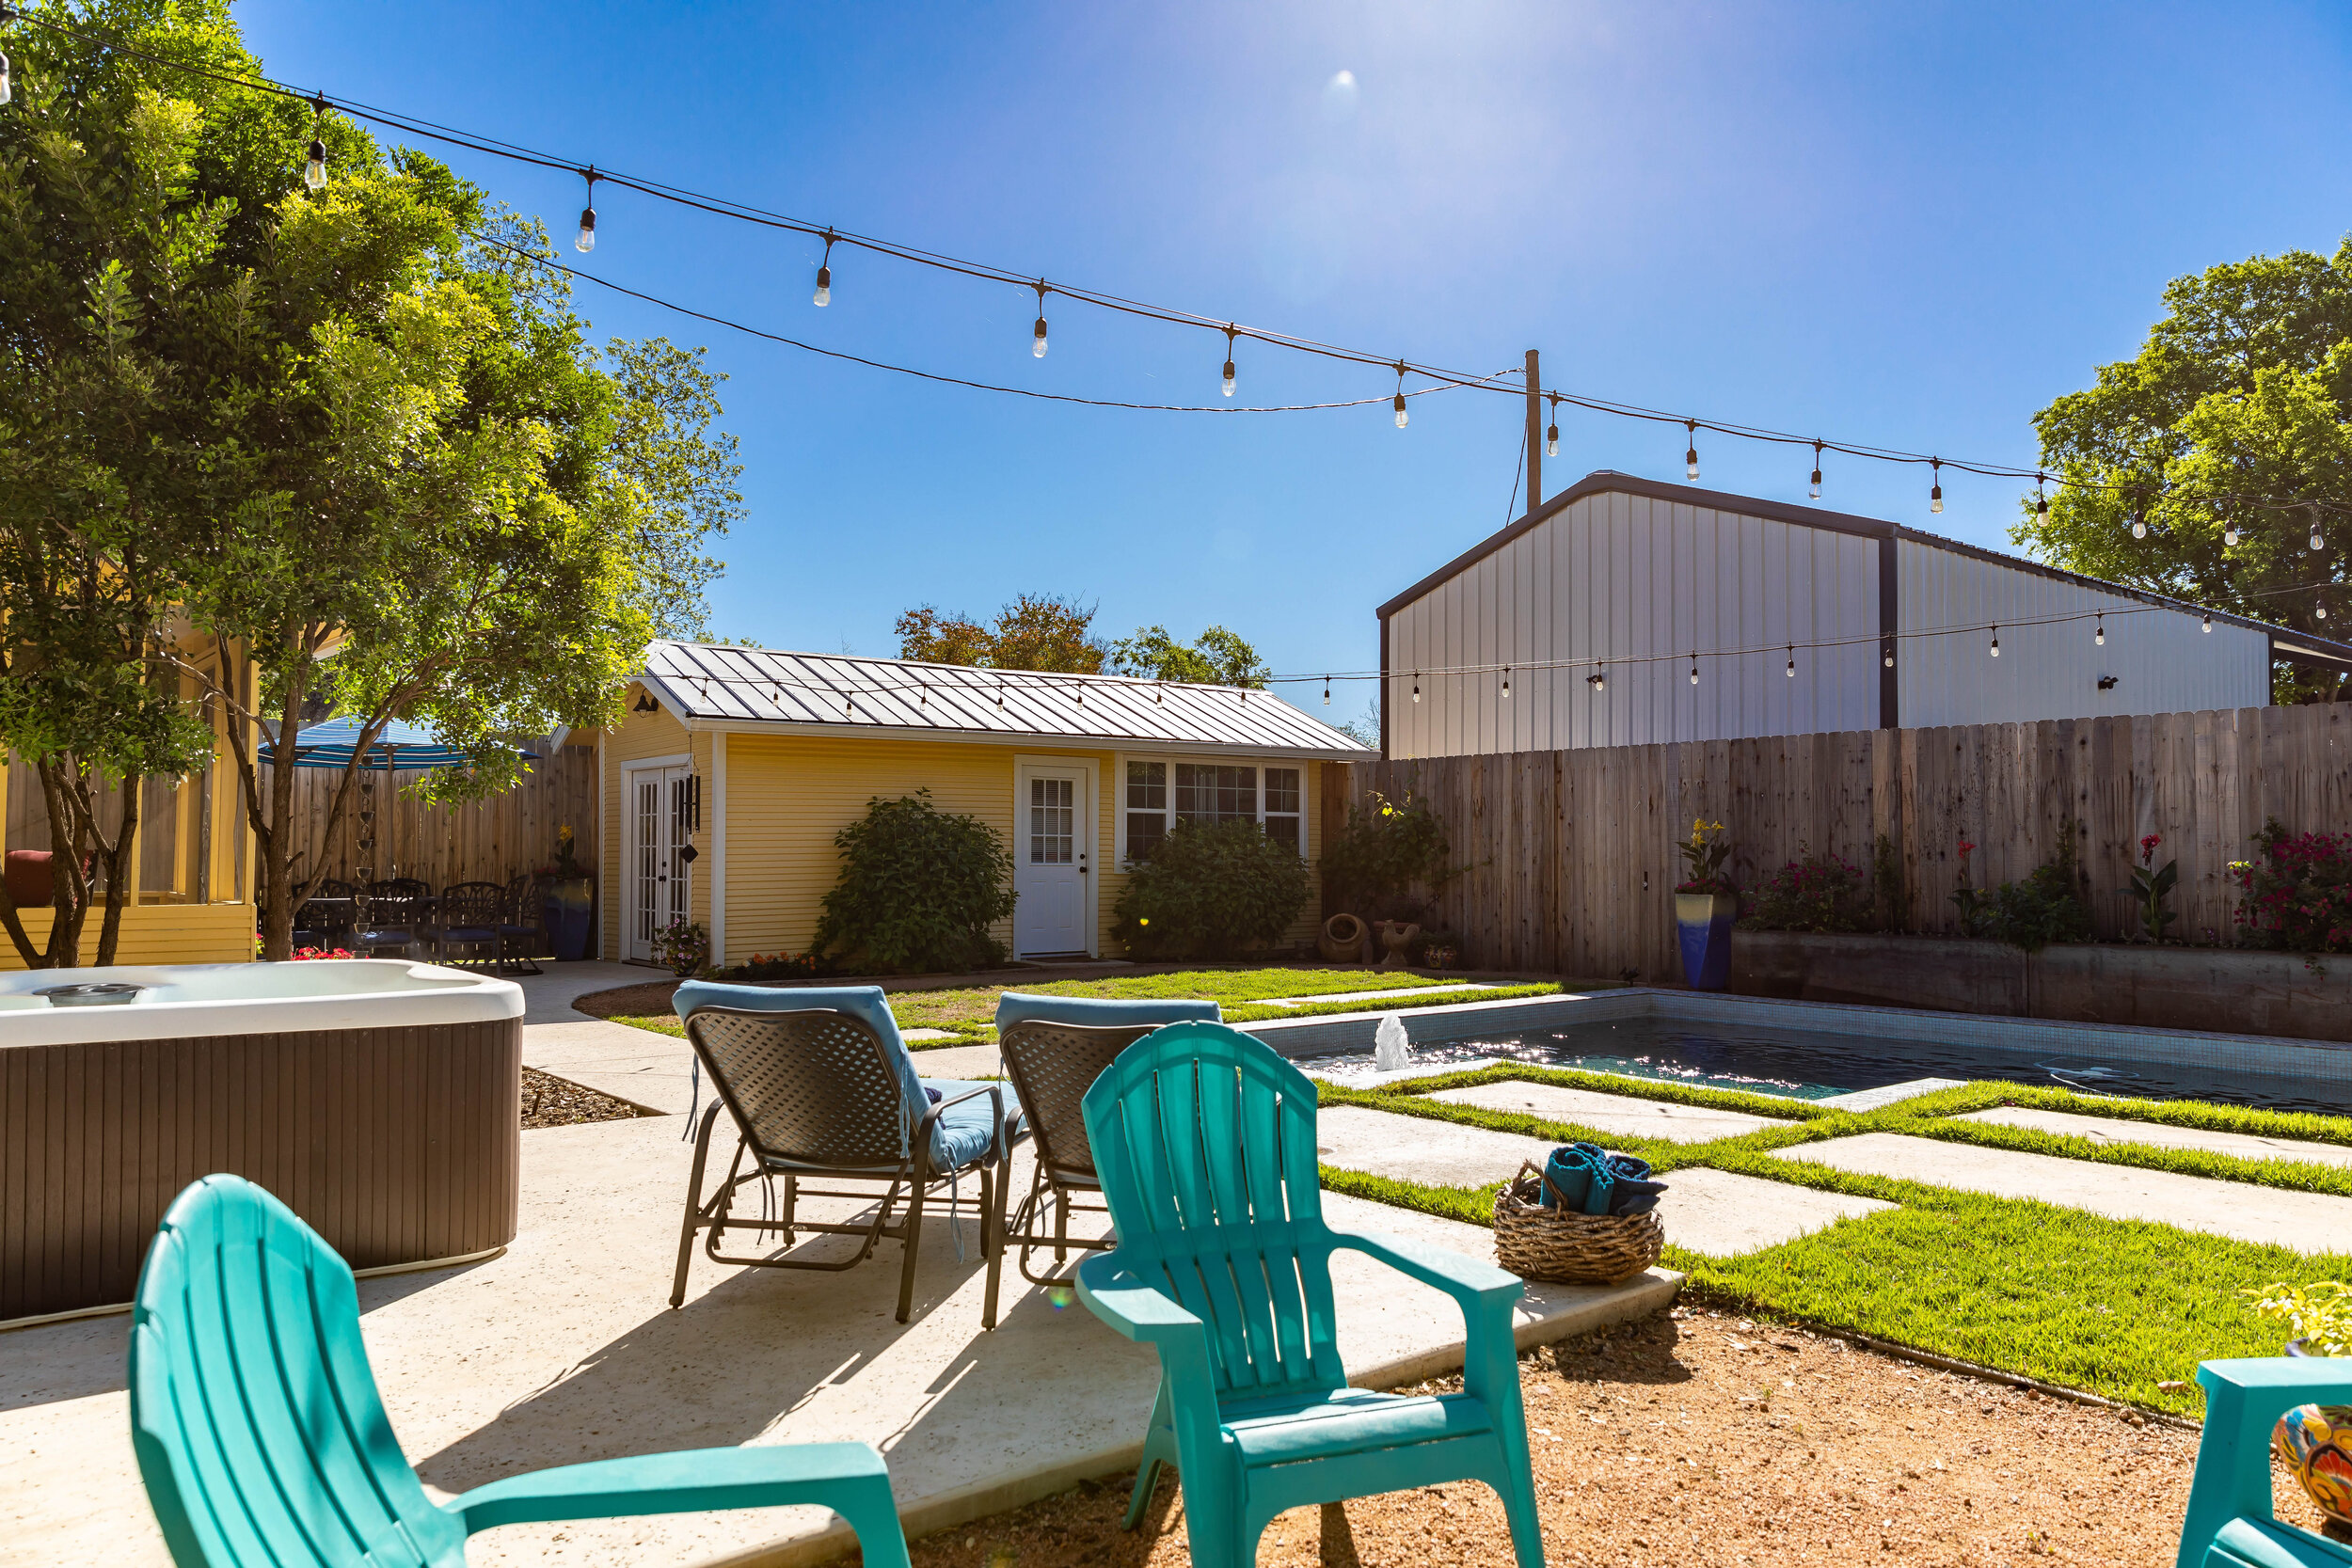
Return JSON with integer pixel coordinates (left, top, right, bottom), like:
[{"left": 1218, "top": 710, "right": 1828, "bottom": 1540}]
[
  {"left": 993, "top": 991, "right": 1221, "bottom": 1032},
  {"left": 673, "top": 981, "right": 966, "bottom": 1167},
  {"left": 916, "top": 1078, "right": 1015, "bottom": 1171}
]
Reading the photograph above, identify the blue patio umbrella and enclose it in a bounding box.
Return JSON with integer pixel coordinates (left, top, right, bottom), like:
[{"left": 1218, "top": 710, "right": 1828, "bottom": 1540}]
[{"left": 261, "top": 717, "right": 537, "bottom": 770}]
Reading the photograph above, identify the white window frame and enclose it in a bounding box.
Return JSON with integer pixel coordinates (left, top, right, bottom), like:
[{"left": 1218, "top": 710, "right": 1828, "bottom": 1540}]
[{"left": 1113, "top": 753, "right": 1307, "bottom": 865}]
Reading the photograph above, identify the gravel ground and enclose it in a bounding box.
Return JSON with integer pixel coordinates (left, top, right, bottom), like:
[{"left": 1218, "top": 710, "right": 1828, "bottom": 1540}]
[
  {"left": 897, "top": 1307, "right": 2333, "bottom": 1567},
  {"left": 519, "top": 1065, "right": 651, "bottom": 1128}
]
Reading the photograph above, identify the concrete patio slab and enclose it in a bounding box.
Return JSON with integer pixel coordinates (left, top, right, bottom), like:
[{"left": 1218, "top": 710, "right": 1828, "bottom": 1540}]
[
  {"left": 1772, "top": 1132, "right": 2352, "bottom": 1251},
  {"left": 1954, "top": 1106, "right": 2352, "bottom": 1169},
  {"left": 1426, "top": 1082, "right": 1792, "bottom": 1142},
  {"left": 1, "top": 1114, "right": 1677, "bottom": 1568},
  {"left": 1311, "top": 1105, "right": 1896, "bottom": 1258},
  {"left": 514, "top": 959, "right": 660, "bottom": 1020}
]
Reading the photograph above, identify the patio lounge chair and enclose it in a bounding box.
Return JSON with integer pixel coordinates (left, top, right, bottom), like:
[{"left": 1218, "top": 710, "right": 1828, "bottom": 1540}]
[
  {"left": 1074, "top": 1021, "right": 1545, "bottom": 1568},
  {"left": 671, "top": 982, "right": 1025, "bottom": 1328},
  {"left": 992, "top": 991, "right": 1219, "bottom": 1285},
  {"left": 2175, "top": 1356, "right": 2352, "bottom": 1566},
  {"left": 130, "top": 1174, "right": 912, "bottom": 1568}
]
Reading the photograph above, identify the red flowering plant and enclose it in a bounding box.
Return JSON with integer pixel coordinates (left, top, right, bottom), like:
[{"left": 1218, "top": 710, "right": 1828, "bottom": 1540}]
[
  {"left": 2120, "top": 832, "right": 2180, "bottom": 943},
  {"left": 292, "top": 946, "right": 356, "bottom": 960},
  {"left": 2231, "top": 817, "right": 2352, "bottom": 956},
  {"left": 1743, "top": 844, "right": 1866, "bottom": 932}
]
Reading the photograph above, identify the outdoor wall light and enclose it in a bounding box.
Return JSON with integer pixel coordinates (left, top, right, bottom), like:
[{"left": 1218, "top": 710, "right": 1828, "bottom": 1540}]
[
  {"left": 2097, "top": 675, "right": 2120, "bottom": 690},
  {"left": 631, "top": 691, "right": 659, "bottom": 713}
]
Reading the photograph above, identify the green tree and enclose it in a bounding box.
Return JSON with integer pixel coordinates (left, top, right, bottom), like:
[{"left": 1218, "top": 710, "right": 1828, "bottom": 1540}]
[
  {"left": 2017, "top": 243, "right": 2352, "bottom": 702},
  {"left": 895, "top": 593, "right": 1105, "bottom": 672},
  {"left": 1106, "top": 624, "right": 1271, "bottom": 688}
]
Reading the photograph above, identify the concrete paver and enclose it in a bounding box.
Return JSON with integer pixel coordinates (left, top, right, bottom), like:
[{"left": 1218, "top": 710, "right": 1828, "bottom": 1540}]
[
  {"left": 1773, "top": 1131, "right": 2352, "bottom": 1251},
  {"left": 1427, "top": 1082, "right": 1791, "bottom": 1142},
  {"left": 2, "top": 1114, "right": 1677, "bottom": 1568},
  {"left": 1955, "top": 1106, "right": 2352, "bottom": 1169},
  {"left": 1661, "top": 1168, "right": 1896, "bottom": 1257}
]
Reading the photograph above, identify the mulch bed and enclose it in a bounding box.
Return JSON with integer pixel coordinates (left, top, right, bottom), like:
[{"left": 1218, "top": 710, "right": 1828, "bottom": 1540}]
[
  {"left": 520, "top": 1066, "right": 652, "bottom": 1129},
  {"left": 894, "top": 1306, "right": 2331, "bottom": 1567},
  {"left": 572, "top": 980, "right": 679, "bottom": 1021}
]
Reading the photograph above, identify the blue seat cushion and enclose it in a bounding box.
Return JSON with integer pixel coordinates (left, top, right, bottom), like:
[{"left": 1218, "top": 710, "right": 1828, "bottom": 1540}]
[
  {"left": 441, "top": 926, "right": 499, "bottom": 942},
  {"left": 993, "top": 991, "right": 1221, "bottom": 1032},
  {"left": 1222, "top": 1387, "right": 1495, "bottom": 1466},
  {"left": 675, "top": 981, "right": 992, "bottom": 1168},
  {"left": 916, "top": 1078, "right": 1024, "bottom": 1171}
]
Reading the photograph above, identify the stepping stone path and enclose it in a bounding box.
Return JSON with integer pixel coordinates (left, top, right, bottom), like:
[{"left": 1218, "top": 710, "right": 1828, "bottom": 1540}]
[
  {"left": 1312, "top": 1105, "right": 1896, "bottom": 1258},
  {"left": 1772, "top": 1132, "right": 2352, "bottom": 1252},
  {"left": 1956, "top": 1106, "right": 2352, "bottom": 1169},
  {"left": 1428, "top": 1082, "right": 1792, "bottom": 1143}
]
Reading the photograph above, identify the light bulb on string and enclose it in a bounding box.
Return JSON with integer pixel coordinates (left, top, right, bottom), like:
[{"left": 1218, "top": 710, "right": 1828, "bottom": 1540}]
[
  {"left": 1501, "top": 667, "right": 1512, "bottom": 699},
  {"left": 2034, "top": 474, "right": 2049, "bottom": 520},
  {"left": 304, "top": 94, "right": 328, "bottom": 191},
  {"left": 2202, "top": 610, "right": 2213, "bottom": 634},
  {"left": 1546, "top": 394, "right": 1560, "bottom": 458},
  {"left": 1883, "top": 641, "right": 1895, "bottom": 669},
  {"left": 1411, "top": 673, "right": 1422, "bottom": 703},
  {"left": 2312, "top": 507, "right": 2327, "bottom": 552},
  {"left": 1323, "top": 677, "right": 1330, "bottom": 705},
  {"left": 1990, "top": 625, "right": 2001, "bottom": 658},
  {"left": 813, "top": 230, "right": 834, "bottom": 306},
  {"left": 2131, "top": 490, "right": 2147, "bottom": 539},
  {"left": 1786, "top": 644, "right": 1796, "bottom": 678},
  {"left": 1930, "top": 458, "right": 1944, "bottom": 515},
  {"left": 1031, "top": 281, "right": 1048, "bottom": 358},
  {"left": 1684, "top": 420, "right": 1699, "bottom": 481},
  {"left": 2094, "top": 613, "right": 2105, "bottom": 647},
  {"left": 574, "top": 167, "right": 597, "bottom": 253},
  {"left": 1587, "top": 663, "right": 1606, "bottom": 692},
  {"left": 1689, "top": 653, "right": 1699, "bottom": 686},
  {"left": 1809, "top": 440, "right": 1823, "bottom": 500},
  {"left": 1153, "top": 687, "right": 1163, "bottom": 703},
  {"left": 1392, "top": 362, "right": 1409, "bottom": 429},
  {"left": 1221, "top": 325, "right": 1237, "bottom": 398}
]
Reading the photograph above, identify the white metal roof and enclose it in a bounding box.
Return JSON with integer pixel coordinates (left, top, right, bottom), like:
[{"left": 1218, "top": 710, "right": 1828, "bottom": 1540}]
[{"left": 634, "top": 641, "right": 1375, "bottom": 760}]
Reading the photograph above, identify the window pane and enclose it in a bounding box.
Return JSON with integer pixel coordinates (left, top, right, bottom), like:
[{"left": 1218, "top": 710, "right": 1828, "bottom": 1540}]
[
  {"left": 1126, "top": 759, "right": 1166, "bottom": 810},
  {"left": 1263, "top": 814, "right": 1300, "bottom": 854},
  {"left": 1029, "top": 777, "right": 1073, "bottom": 864},
  {"left": 1126, "top": 812, "right": 1167, "bottom": 862},
  {"left": 1175, "top": 763, "right": 1256, "bottom": 823},
  {"left": 1264, "top": 768, "right": 1300, "bottom": 815}
]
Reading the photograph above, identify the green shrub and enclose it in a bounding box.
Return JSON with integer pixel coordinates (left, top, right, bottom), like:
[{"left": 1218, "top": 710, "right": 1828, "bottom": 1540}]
[
  {"left": 813, "top": 789, "right": 1015, "bottom": 974},
  {"left": 1953, "top": 832, "right": 2091, "bottom": 953},
  {"left": 1742, "top": 845, "right": 1866, "bottom": 932},
  {"left": 1113, "top": 818, "right": 1311, "bottom": 959},
  {"left": 1317, "top": 790, "right": 1450, "bottom": 920}
]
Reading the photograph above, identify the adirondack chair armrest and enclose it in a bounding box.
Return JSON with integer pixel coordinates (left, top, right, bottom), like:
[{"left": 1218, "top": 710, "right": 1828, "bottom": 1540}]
[
  {"left": 1332, "top": 1227, "right": 1524, "bottom": 1308},
  {"left": 1073, "top": 1250, "right": 1207, "bottom": 1343},
  {"left": 444, "top": 1442, "right": 894, "bottom": 1533}
]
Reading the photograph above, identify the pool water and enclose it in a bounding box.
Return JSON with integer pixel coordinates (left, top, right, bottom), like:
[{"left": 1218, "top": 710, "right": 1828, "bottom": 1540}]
[{"left": 1307, "top": 1016, "right": 2352, "bottom": 1117}]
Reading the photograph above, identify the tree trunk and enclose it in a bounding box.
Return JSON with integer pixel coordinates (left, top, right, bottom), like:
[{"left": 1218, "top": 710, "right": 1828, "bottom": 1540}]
[
  {"left": 34, "top": 758, "right": 93, "bottom": 968},
  {"left": 93, "top": 769, "right": 141, "bottom": 967}
]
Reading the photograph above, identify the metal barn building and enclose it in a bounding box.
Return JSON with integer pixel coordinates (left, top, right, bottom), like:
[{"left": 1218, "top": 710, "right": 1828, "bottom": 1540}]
[{"left": 1379, "top": 471, "right": 2352, "bottom": 760}]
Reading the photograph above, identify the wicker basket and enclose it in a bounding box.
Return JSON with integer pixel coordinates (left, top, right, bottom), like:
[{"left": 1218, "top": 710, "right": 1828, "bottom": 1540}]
[{"left": 1492, "top": 1160, "right": 1664, "bottom": 1286}]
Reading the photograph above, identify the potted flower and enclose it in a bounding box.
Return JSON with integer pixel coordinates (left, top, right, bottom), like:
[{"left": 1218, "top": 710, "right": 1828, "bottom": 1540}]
[
  {"left": 1673, "top": 818, "right": 1737, "bottom": 990},
  {"left": 650, "top": 916, "right": 710, "bottom": 978},
  {"left": 540, "top": 825, "right": 596, "bottom": 962},
  {"left": 2248, "top": 1281, "right": 2352, "bottom": 1538}
]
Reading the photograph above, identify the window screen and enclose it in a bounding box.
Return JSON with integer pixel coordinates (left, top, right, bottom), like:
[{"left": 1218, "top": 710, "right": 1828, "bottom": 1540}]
[
  {"left": 1263, "top": 767, "right": 1302, "bottom": 854},
  {"left": 1125, "top": 760, "right": 1167, "bottom": 862}
]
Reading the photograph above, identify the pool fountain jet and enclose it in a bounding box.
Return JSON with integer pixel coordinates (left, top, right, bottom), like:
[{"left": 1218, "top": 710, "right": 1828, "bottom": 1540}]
[{"left": 1373, "top": 1012, "right": 1411, "bottom": 1074}]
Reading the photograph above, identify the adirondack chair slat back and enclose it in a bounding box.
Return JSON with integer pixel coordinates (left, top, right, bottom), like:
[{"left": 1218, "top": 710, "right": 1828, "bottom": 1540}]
[
  {"left": 1082, "top": 1022, "right": 1344, "bottom": 1401},
  {"left": 129, "top": 1174, "right": 464, "bottom": 1568}
]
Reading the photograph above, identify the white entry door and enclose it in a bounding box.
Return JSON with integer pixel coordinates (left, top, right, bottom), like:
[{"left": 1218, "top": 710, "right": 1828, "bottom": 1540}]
[
  {"left": 1014, "top": 762, "right": 1091, "bottom": 958},
  {"left": 626, "top": 763, "right": 693, "bottom": 962}
]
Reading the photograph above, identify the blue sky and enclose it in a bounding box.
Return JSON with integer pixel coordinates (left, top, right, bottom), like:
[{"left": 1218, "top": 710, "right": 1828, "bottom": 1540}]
[{"left": 244, "top": 1, "right": 2352, "bottom": 719}]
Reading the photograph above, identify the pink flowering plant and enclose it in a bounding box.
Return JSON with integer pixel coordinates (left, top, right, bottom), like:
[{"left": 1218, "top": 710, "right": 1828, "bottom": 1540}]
[
  {"left": 1743, "top": 844, "right": 1866, "bottom": 932},
  {"left": 2231, "top": 817, "right": 2352, "bottom": 954}
]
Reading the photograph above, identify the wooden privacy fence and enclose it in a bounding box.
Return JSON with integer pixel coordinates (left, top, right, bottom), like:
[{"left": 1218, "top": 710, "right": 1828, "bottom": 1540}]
[
  {"left": 262, "top": 744, "right": 597, "bottom": 893},
  {"left": 1350, "top": 704, "right": 2352, "bottom": 984}
]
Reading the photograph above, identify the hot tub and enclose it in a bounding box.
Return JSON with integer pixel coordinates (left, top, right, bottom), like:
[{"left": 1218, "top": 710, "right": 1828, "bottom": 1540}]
[{"left": 0, "top": 959, "right": 522, "bottom": 1324}]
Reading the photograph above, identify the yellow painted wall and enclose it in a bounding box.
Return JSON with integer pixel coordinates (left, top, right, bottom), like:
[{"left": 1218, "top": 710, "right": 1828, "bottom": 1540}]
[{"left": 0, "top": 902, "right": 255, "bottom": 971}]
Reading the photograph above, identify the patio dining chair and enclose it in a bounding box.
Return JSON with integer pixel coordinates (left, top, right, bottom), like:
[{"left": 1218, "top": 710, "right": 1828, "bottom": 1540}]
[
  {"left": 671, "top": 982, "right": 1027, "bottom": 1329},
  {"left": 2175, "top": 1356, "right": 2352, "bottom": 1566},
  {"left": 1075, "top": 1021, "right": 1545, "bottom": 1568},
  {"left": 290, "top": 877, "right": 357, "bottom": 950},
  {"left": 992, "top": 991, "right": 1219, "bottom": 1285},
  {"left": 130, "top": 1174, "right": 912, "bottom": 1568},
  {"left": 354, "top": 878, "right": 436, "bottom": 960},
  {"left": 436, "top": 880, "right": 517, "bottom": 972},
  {"left": 497, "top": 871, "right": 548, "bottom": 973}
]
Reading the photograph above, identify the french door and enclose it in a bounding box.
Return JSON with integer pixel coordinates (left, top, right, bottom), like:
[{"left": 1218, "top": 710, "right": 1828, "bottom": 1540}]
[{"left": 627, "top": 763, "right": 693, "bottom": 962}]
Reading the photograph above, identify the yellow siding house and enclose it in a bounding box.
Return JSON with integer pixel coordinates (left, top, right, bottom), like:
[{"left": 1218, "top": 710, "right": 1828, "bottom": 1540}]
[{"left": 598, "top": 641, "right": 1375, "bottom": 967}]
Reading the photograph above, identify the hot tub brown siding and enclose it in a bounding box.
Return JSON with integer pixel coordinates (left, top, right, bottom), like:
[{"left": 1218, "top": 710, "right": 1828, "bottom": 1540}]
[{"left": 2, "top": 1017, "right": 520, "bottom": 1323}]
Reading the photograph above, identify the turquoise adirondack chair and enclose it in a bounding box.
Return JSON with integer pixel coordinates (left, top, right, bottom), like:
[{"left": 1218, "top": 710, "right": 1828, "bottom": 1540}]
[
  {"left": 129, "top": 1174, "right": 912, "bottom": 1568},
  {"left": 2177, "top": 1357, "right": 2352, "bottom": 1567},
  {"left": 1073, "top": 1022, "right": 1546, "bottom": 1568}
]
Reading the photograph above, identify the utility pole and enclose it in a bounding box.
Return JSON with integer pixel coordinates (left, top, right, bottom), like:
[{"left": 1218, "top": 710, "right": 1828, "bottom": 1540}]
[{"left": 1524, "top": 347, "right": 1542, "bottom": 515}]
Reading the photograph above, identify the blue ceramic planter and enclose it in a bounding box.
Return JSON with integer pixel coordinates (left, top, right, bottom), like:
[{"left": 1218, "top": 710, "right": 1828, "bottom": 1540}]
[
  {"left": 1675, "top": 892, "right": 1738, "bottom": 990},
  {"left": 543, "top": 876, "right": 595, "bottom": 961}
]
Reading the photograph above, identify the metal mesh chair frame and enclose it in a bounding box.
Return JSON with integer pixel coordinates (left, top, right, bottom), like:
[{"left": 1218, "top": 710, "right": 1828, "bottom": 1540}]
[
  {"left": 994, "top": 1020, "right": 1162, "bottom": 1285},
  {"left": 673, "top": 1006, "right": 1011, "bottom": 1328}
]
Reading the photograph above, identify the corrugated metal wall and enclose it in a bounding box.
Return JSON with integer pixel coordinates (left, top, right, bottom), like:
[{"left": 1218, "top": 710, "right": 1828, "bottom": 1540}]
[
  {"left": 1895, "top": 540, "right": 2269, "bottom": 727},
  {"left": 1385, "top": 489, "right": 1882, "bottom": 759}
]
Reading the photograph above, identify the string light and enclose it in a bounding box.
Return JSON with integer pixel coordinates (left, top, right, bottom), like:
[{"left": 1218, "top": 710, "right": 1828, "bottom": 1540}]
[
  {"left": 918, "top": 684, "right": 928, "bottom": 705},
  {"left": 1785, "top": 644, "right": 1795, "bottom": 678},
  {"left": 1809, "top": 440, "right": 1823, "bottom": 500},
  {"left": 1153, "top": 687, "right": 1163, "bottom": 703},
  {"left": 1411, "top": 673, "right": 1422, "bottom": 703},
  {"left": 1546, "top": 394, "right": 1560, "bottom": 458},
  {"left": 1323, "top": 676, "right": 1330, "bottom": 705},
  {"left": 1990, "top": 625, "right": 2001, "bottom": 657},
  {"left": 2224, "top": 519, "right": 2239, "bottom": 547},
  {"left": 304, "top": 93, "right": 327, "bottom": 191},
  {"left": 2202, "top": 610, "right": 2212, "bottom": 633},
  {"left": 1689, "top": 653, "right": 1699, "bottom": 686},
  {"left": 575, "top": 167, "right": 597, "bottom": 253},
  {"left": 1883, "top": 641, "right": 1895, "bottom": 669},
  {"left": 1587, "top": 663, "right": 1606, "bottom": 691},
  {"left": 2312, "top": 507, "right": 2327, "bottom": 552},
  {"left": 2094, "top": 613, "right": 2105, "bottom": 647},
  {"left": 1221, "top": 325, "right": 1237, "bottom": 398},
  {"left": 1031, "top": 281, "right": 1049, "bottom": 358},
  {"left": 1930, "top": 458, "right": 1944, "bottom": 515},
  {"left": 813, "top": 229, "right": 834, "bottom": 307},
  {"left": 1501, "top": 667, "right": 1512, "bottom": 698},
  {"left": 1684, "top": 420, "right": 1699, "bottom": 481},
  {"left": 1392, "top": 363, "right": 1409, "bottom": 429},
  {"left": 2132, "top": 496, "right": 2148, "bottom": 540},
  {"left": 2035, "top": 474, "right": 2048, "bottom": 520}
]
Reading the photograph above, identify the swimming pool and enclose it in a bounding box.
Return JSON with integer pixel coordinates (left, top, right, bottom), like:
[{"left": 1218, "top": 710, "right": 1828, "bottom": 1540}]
[{"left": 1255, "top": 990, "right": 2352, "bottom": 1117}]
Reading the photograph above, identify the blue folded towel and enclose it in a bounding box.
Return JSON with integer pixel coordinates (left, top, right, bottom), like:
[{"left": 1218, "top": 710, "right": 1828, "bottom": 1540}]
[{"left": 1540, "top": 1142, "right": 1668, "bottom": 1217}]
